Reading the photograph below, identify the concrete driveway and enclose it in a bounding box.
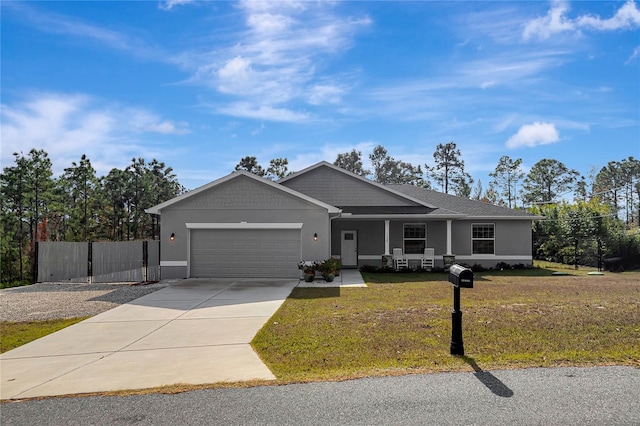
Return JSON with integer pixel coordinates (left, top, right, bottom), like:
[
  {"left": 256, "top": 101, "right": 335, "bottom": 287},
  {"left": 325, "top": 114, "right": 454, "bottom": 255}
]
[{"left": 1, "top": 278, "right": 299, "bottom": 400}]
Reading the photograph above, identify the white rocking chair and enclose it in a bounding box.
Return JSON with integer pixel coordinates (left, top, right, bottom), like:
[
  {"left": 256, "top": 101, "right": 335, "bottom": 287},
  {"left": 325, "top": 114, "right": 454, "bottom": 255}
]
[
  {"left": 392, "top": 248, "right": 408, "bottom": 270},
  {"left": 421, "top": 248, "right": 435, "bottom": 270}
]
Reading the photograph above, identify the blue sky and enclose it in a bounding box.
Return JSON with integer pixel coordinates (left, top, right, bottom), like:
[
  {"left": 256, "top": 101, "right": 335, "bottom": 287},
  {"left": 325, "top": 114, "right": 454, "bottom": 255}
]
[{"left": 2, "top": 0, "right": 639, "bottom": 192}]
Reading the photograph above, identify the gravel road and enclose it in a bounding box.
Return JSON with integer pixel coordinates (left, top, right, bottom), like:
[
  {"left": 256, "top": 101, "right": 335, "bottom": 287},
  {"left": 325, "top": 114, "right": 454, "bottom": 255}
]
[{"left": 0, "top": 281, "right": 170, "bottom": 322}]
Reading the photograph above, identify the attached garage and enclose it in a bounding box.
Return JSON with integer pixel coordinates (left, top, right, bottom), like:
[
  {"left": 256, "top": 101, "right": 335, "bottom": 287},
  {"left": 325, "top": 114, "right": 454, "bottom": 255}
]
[
  {"left": 187, "top": 223, "right": 302, "bottom": 278},
  {"left": 147, "top": 170, "right": 337, "bottom": 280}
]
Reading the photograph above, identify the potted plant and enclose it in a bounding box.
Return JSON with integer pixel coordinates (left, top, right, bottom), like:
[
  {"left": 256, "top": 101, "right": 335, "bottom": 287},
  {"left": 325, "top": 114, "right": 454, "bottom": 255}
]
[
  {"left": 318, "top": 259, "right": 336, "bottom": 282},
  {"left": 298, "top": 261, "right": 316, "bottom": 282},
  {"left": 331, "top": 257, "right": 342, "bottom": 276}
]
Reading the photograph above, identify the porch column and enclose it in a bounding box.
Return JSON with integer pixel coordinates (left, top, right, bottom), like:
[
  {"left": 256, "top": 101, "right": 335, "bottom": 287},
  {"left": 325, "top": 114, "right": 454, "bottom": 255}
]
[
  {"left": 384, "top": 220, "right": 390, "bottom": 255},
  {"left": 446, "top": 220, "right": 452, "bottom": 255}
]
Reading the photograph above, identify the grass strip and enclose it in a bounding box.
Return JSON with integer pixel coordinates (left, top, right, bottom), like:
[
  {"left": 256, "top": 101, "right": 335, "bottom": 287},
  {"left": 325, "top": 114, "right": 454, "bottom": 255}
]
[{"left": 0, "top": 317, "right": 89, "bottom": 354}]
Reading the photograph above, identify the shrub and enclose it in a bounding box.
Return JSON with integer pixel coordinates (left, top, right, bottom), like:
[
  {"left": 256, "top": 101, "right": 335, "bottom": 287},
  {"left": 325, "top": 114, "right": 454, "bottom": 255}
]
[
  {"left": 359, "top": 264, "right": 378, "bottom": 273},
  {"left": 471, "top": 263, "right": 487, "bottom": 272},
  {"left": 495, "top": 262, "right": 512, "bottom": 270}
]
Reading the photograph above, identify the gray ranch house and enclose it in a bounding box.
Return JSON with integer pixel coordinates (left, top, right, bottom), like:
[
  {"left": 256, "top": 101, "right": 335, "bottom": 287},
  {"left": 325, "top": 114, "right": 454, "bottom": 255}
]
[{"left": 147, "top": 162, "right": 540, "bottom": 279}]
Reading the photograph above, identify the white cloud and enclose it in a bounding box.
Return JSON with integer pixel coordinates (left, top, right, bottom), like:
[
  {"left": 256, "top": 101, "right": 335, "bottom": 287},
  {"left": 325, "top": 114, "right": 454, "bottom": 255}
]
[
  {"left": 159, "top": 0, "right": 196, "bottom": 11},
  {"left": 1, "top": 93, "right": 188, "bottom": 174},
  {"left": 288, "top": 140, "right": 377, "bottom": 173},
  {"left": 480, "top": 81, "right": 496, "bottom": 89},
  {"left": 307, "top": 84, "right": 345, "bottom": 105},
  {"left": 216, "top": 56, "right": 257, "bottom": 95},
  {"left": 626, "top": 45, "right": 640, "bottom": 63},
  {"left": 246, "top": 12, "right": 294, "bottom": 34},
  {"left": 523, "top": 0, "right": 640, "bottom": 41},
  {"left": 577, "top": 0, "right": 640, "bottom": 31},
  {"left": 216, "top": 102, "right": 309, "bottom": 122},
  {"left": 5, "top": 2, "right": 162, "bottom": 60},
  {"left": 523, "top": 1, "right": 575, "bottom": 41},
  {"left": 506, "top": 122, "right": 560, "bottom": 149},
  {"left": 130, "top": 112, "right": 190, "bottom": 134},
  {"left": 182, "top": 1, "right": 370, "bottom": 122},
  {"left": 7, "top": 2, "right": 130, "bottom": 51}
]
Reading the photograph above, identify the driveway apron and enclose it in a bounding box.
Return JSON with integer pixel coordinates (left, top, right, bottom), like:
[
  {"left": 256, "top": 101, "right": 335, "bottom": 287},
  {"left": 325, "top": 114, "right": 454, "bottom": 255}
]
[{"left": 0, "top": 278, "right": 298, "bottom": 400}]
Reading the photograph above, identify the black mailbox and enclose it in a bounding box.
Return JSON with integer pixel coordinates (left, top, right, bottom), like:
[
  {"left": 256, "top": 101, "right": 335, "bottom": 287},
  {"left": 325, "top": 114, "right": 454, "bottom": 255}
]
[{"left": 449, "top": 264, "right": 474, "bottom": 288}]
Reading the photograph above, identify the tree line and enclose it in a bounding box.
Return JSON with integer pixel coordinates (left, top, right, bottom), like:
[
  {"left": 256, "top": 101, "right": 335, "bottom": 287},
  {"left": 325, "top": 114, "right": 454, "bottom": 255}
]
[
  {"left": 1, "top": 149, "right": 183, "bottom": 283},
  {"left": 2, "top": 144, "right": 637, "bottom": 283}
]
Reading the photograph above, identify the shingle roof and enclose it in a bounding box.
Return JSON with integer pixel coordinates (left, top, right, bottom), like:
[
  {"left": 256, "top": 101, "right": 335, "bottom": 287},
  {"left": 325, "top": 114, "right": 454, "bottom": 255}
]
[{"left": 388, "top": 184, "right": 539, "bottom": 218}]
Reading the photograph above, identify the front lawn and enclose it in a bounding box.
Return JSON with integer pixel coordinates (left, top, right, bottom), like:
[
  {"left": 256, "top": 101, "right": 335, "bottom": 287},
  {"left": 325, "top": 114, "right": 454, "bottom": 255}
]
[
  {"left": 0, "top": 318, "right": 89, "bottom": 353},
  {"left": 252, "top": 271, "right": 640, "bottom": 382}
]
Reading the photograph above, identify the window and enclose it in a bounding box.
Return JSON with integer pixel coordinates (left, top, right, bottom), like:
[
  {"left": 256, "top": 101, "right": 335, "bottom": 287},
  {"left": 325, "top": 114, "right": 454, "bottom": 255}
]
[
  {"left": 404, "top": 224, "right": 426, "bottom": 255},
  {"left": 472, "top": 224, "right": 495, "bottom": 254}
]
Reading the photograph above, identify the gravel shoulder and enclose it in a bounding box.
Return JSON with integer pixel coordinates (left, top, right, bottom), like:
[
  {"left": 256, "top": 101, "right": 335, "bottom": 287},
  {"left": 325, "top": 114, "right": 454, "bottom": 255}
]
[{"left": 0, "top": 281, "right": 171, "bottom": 322}]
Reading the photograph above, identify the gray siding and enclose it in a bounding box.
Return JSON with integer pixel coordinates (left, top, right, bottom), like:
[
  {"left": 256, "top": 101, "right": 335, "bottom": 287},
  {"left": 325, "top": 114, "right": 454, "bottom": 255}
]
[
  {"left": 427, "top": 221, "right": 447, "bottom": 255},
  {"left": 331, "top": 220, "right": 384, "bottom": 255},
  {"left": 281, "top": 166, "right": 418, "bottom": 207},
  {"left": 452, "top": 221, "right": 471, "bottom": 256},
  {"left": 495, "top": 221, "right": 533, "bottom": 256},
  {"left": 159, "top": 174, "right": 330, "bottom": 278},
  {"left": 173, "top": 175, "right": 319, "bottom": 211},
  {"left": 451, "top": 220, "right": 533, "bottom": 257}
]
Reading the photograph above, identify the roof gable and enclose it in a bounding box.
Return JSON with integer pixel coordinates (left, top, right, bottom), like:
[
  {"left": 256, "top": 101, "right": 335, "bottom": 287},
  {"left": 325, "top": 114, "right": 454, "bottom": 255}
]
[
  {"left": 279, "top": 162, "right": 435, "bottom": 209},
  {"left": 147, "top": 170, "right": 340, "bottom": 214}
]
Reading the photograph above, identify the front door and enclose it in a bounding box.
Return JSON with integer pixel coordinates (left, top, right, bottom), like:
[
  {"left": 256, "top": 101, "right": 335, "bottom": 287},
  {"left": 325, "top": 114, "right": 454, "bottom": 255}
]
[{"left": 341, "top": 230, "right": 358, "bottom": 267}]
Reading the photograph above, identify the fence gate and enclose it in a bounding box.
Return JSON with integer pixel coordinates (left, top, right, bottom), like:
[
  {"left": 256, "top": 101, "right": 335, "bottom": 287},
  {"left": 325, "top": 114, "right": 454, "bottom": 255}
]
[
  {"left": 36, "top": 241, "right": 160, "bottom": 283},
  {"left": 37, "top": 242, "right": 89, "bottom": 283}
]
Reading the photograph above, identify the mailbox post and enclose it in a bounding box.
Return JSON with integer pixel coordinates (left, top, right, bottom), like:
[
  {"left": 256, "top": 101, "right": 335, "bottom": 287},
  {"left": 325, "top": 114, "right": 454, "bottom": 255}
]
[{"left": 448, "top": 264, "right": 474, "bottom": 356}]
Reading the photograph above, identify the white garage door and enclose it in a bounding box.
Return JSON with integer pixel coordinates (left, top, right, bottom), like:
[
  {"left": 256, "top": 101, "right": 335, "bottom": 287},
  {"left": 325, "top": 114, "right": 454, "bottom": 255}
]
[{"left": 190, "top": 228, "right": 301, "bottom": 278}]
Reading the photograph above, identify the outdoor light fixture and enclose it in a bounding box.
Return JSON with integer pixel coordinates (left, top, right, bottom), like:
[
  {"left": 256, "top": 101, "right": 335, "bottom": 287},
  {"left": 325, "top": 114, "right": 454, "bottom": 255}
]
[
  {"left": 313, "top": 233, "right": 318, "bottom": 241},
  {"left": 170, "top": 233, "right": 175, "bottom": 241}
]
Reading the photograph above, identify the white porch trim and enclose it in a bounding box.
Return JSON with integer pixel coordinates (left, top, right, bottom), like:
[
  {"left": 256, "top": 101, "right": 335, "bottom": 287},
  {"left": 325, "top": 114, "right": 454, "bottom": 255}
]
[
  {"left": 384, "top": 220, "right": 390, "bottom": 255},
  {"left": 160, "top": 260, "right": 188, "bottom": 267}
]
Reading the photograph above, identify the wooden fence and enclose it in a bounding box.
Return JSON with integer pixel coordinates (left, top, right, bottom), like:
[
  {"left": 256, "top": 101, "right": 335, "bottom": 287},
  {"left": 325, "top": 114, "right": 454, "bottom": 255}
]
[{"left": 36, "top": 241, "right": 160, "bottom": 283}]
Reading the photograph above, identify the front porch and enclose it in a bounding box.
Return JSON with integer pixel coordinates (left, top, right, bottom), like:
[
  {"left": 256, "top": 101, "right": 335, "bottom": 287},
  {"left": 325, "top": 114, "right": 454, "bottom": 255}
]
[
  {"left": 330, "top": 217, "right": 535, "bottom": 270},
  {"left": 331, "top": 218, "right": 456, "bottom": 270}
]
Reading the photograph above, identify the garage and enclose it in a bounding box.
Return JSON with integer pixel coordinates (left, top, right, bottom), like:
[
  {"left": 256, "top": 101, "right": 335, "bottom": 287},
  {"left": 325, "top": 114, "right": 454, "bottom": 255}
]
[{"left": 188, "top": 223, "right": 302, "bottom": 278}]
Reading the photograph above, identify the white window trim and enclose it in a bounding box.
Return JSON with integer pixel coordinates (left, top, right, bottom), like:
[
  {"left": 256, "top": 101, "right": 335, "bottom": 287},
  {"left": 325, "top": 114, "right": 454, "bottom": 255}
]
[
  {"left": 472, "top": 223, "right": 495, "bottom": 255},
  {"left": 403, "top": 223, "right": 427, "bottom": 255}
]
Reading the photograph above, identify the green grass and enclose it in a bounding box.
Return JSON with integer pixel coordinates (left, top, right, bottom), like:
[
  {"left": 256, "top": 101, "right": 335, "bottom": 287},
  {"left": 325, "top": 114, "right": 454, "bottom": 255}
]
[
  {"left": 0, "top": 280, "right": 32, "bottom": 290},
  {"left": 253, "top": 270, "right": 640, "bottom": 382},
  {"left": 0, "top": 317, "right": 89, "bottom": 353}
]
